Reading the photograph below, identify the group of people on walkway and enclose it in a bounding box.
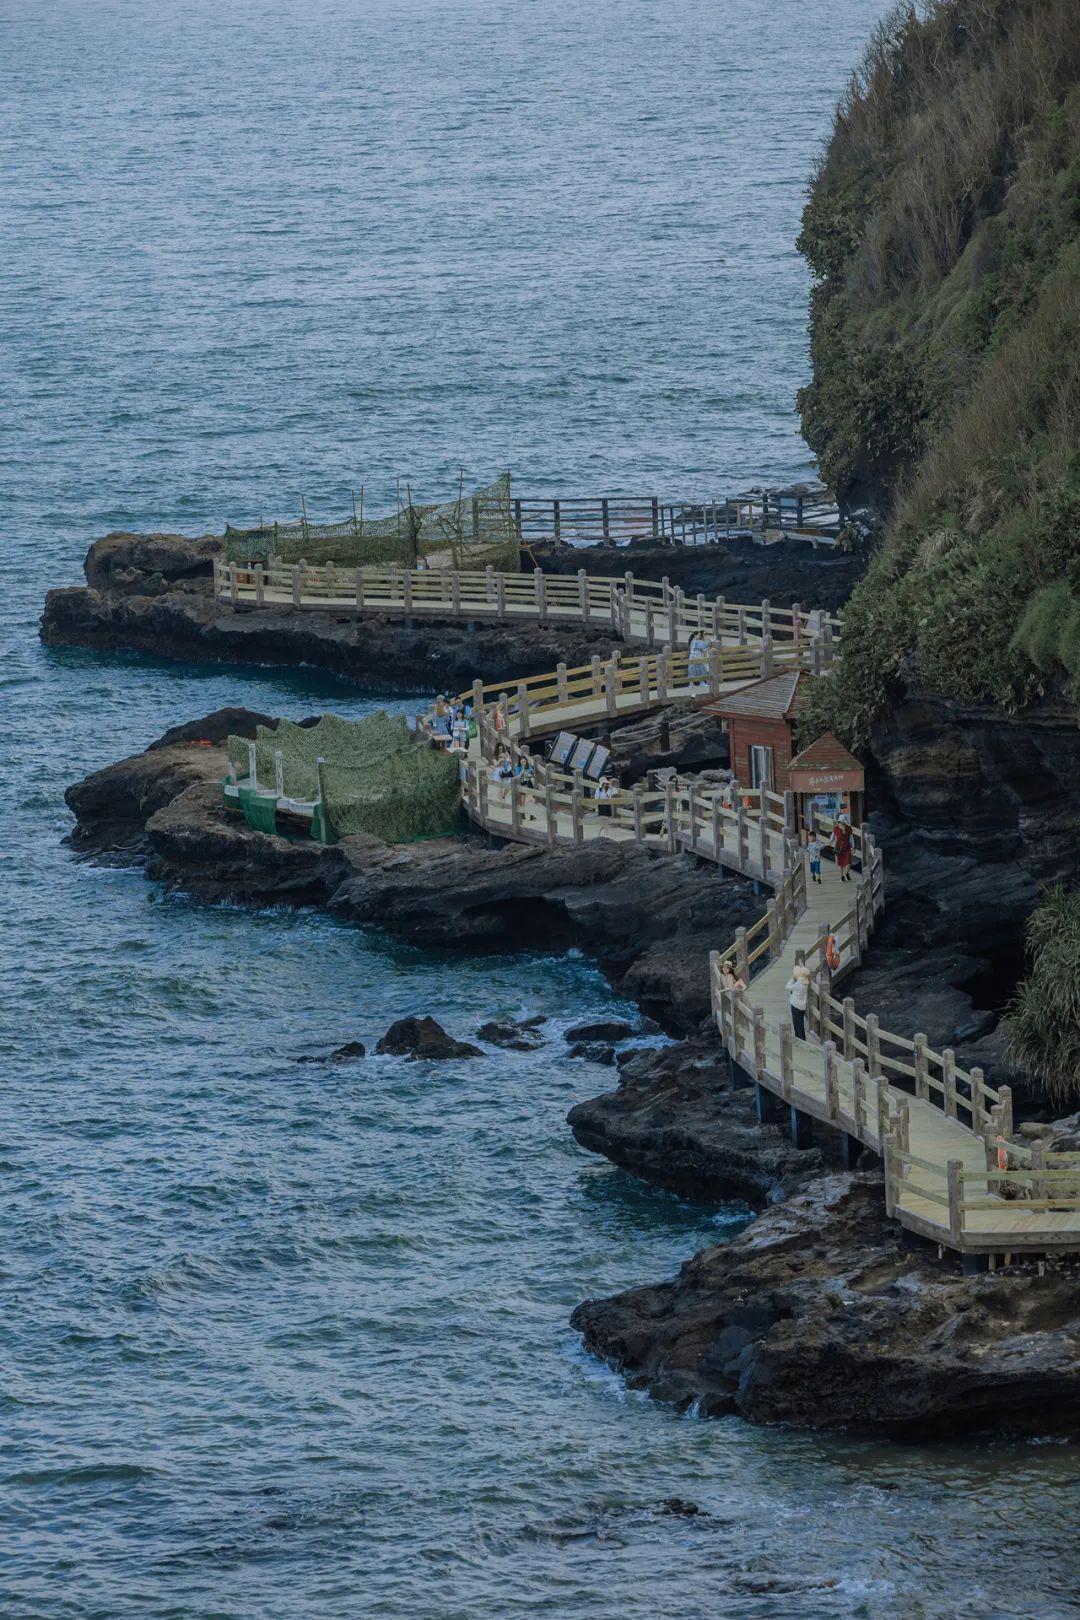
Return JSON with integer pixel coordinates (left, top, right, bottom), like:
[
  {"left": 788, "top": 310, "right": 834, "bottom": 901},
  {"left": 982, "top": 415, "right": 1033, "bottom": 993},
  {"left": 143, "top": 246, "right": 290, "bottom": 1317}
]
[
  {"left": 806, "top": 814, "right": 853, "bottom": 884},
  {"left": 426, "top": 695, "right": 474, "bottom": 754},
  {"left": 489, "top": 745, "right": 535, "bottom": 800}
]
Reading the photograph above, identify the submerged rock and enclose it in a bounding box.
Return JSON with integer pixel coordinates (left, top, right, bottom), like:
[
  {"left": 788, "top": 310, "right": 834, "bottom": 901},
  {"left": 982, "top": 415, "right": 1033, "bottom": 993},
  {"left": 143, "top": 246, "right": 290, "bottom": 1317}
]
[
  {"left": 294, "top": 1040, "right": 367, "bottom": 1065},
  {"left": 572, "top": 1174, "right": 1080, "bottom": 1440},
  {"left": 564, "top": 1019, "right": 635, "bottom": 1044},
  {"left": 476, "top": 1016, "right": 546, "bottom": 1051},
  {"left": 375, "top": 1016, "right": 482, "bottom": 1061},
  {"left": 567, "top": 1042, "right": 617, "bottom": 1065}
]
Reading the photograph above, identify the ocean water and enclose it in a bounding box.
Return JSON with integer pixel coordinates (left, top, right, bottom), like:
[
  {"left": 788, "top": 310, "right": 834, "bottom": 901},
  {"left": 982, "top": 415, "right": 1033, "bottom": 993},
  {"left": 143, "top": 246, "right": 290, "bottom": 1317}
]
[{"left": 3, "top": 1, "right": 1077, "bottom": 1616}]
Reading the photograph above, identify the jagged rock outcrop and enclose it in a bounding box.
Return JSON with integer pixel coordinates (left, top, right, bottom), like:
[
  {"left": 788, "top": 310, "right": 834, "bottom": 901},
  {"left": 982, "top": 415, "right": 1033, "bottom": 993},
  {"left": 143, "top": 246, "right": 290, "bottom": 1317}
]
[
  {"left": 572, "top": 1174, "right": 1080, "bottom": 1439},
  {"left": 568, "top": 1040, "right": 828, "bottom": 1206},
  {"left": 375, "top": 1016, "right": 482, "bottom": 1060}
]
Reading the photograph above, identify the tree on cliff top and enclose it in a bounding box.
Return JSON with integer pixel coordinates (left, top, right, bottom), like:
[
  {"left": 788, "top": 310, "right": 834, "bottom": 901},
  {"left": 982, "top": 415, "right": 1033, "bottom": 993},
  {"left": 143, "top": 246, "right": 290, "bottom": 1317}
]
[
  {"left": 1004, "top": 886, "right": 1080, "bottom": 1109},
  {"left": 797, "top": 0, "right": 1080, "bottom": 744}
]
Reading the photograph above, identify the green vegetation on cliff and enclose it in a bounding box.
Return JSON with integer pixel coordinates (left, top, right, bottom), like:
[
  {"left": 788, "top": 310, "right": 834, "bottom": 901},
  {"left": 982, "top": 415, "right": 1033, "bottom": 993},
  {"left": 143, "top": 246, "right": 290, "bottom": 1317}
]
[
  {"left": 797, "top": 0, "right": 1080, "bottom": 742},
  {"left": 1004, "top": 885, "right": 1080, "bottom": 1107}
]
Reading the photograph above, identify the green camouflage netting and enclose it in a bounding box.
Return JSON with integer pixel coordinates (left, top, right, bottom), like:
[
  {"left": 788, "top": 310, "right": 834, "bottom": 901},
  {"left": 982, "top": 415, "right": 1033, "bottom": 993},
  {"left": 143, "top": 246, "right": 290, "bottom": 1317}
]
[
  {"left": 318, "top": 749, "right": 461, "bottom": 844},
  {"left": 226, "top": 710, "right": 460, "bottom": 844},
  {"left": 223, "top": 474, "right": 517, "bottom": 571}
]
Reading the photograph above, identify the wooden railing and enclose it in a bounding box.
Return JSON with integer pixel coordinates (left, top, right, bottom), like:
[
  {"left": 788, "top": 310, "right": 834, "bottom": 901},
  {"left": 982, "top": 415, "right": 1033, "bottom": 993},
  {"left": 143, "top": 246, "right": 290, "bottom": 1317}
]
[
  {"left": 509, "top": 489, "right": 841, "bottom": 547},
  {"left": 213, "top": 558, "right": 841, "bottom": 665}
]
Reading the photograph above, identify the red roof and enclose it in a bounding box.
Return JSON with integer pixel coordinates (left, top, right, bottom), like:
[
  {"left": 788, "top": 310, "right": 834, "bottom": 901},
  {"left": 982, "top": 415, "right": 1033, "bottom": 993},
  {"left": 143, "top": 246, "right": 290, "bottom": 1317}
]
[
  {"left": 707, "top": 670, "right": 808, "bottom": 722},
  {"left": 788, "top": 731, "right": 862, "bottom": 774}
]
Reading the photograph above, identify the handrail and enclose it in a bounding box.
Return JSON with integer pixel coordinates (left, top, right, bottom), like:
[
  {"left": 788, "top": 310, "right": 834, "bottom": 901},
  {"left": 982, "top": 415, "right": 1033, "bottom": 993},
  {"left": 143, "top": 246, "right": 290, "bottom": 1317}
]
[{"left": 213, "top": 558, "right": 842, "bottom": 662}]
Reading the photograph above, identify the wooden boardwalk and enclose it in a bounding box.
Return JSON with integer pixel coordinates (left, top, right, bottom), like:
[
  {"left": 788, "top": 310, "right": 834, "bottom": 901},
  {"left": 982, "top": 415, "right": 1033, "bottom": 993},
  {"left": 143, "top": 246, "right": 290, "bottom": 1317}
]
[{"left": 222, "top": 563, "right": 1080, "bottom": 1258}]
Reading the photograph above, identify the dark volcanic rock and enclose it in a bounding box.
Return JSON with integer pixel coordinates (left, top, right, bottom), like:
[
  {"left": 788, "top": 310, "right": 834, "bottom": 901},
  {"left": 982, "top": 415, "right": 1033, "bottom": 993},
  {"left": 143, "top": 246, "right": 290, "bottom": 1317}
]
[
  {"left": 41, "top": 532, "right": 620, "bottom": 692},
  {"left": 572, "top": 1174, "right": 1080, "bottom": 1439},
  {"left": 476, "top": 1016, "right": 546, "bottom": 1051},
  {"left": 63, "top": 708, "right": 270, "bottom": 857},
  {"left": 375, "top": 1016, "right": 482, "bottom": 1060},
  {"left": 564, "top": 1020, "right": 635, "bottom": 1044},
  {"left": 568, "top": 1040, "right": 826, "bottom": 1205},
  {"left": 568, "top": 1042, "right": 617, "bottom": 1065},
  {"left": 83, "top": 530, "right": 224, "bottom": 594},
  {"left": 532, "top": 536, "right": 868, "bottom": 617},
  {"left": 64, "top": 729, "right": 764, "bottom": 1034},
  {"left": 837, "top": 682, "right": 1080, "bottom": 1090},
  {"left": 294, "top": 1041, "right": 367, "bottom": 1064}
]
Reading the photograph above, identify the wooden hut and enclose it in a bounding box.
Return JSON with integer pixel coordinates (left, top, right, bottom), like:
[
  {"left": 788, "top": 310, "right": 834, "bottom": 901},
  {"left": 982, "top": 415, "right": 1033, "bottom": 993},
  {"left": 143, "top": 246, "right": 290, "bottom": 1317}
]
[
  {"left": 787, "top": 730, "right": 865, "bottom": 833},
  {"left": 705, "top": 670, "right": 809, "bottom": 792}
]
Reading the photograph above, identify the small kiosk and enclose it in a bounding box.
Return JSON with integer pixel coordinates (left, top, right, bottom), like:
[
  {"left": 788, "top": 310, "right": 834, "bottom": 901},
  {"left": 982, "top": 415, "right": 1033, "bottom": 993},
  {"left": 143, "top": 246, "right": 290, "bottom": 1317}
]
[
  {"left": 706, "top": 671, "right": 809, "bottom": 792},
  {"left": 787, "top": 731, "right": 865, "bottom": 837}
]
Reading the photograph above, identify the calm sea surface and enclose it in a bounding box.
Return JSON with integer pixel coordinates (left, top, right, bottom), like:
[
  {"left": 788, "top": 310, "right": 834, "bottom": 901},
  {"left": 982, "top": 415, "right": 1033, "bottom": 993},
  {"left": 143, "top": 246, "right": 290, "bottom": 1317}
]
[{"left": 2, "top": 2, "right": 1076, "bottom": 1616}]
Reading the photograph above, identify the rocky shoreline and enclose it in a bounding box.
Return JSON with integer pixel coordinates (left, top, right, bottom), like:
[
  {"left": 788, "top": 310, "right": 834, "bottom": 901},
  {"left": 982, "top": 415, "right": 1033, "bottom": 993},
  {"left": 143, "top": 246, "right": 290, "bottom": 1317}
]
[
  {"left": 48, "top": 529, "right": 1080, "bottom": 1441},
  {"left": 62, "top": 705, "right": 1080, "bottom": 1441}
]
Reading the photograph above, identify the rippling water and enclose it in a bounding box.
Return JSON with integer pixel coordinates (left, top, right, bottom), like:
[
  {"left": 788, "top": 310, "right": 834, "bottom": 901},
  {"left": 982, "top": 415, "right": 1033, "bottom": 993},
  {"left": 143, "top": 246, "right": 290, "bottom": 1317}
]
[{"left": 3, "top": 2, "right": 1077, "bottom": 1616}]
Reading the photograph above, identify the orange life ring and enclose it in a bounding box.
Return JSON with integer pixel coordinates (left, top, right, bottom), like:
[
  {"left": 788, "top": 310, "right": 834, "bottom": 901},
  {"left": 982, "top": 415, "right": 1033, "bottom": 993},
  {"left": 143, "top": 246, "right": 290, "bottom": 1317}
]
[{"left": 825, "top": 934, "right": 841, "bottom": 972}]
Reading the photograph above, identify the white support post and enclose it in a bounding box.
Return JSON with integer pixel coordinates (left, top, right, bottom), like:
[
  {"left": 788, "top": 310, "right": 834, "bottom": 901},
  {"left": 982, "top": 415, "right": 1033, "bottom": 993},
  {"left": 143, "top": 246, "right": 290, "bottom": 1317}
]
[{"left": 274, "top": 750, "right": 284, "bottom": 797}]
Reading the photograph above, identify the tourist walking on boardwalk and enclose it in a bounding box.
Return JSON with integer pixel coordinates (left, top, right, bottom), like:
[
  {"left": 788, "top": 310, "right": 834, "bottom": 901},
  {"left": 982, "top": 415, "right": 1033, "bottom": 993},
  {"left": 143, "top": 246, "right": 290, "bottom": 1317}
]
[
  {"left": 688, "top": 631, "right": 709, "bottom": 692},
  {"left": 594, "top": 774, "right": 617, "bottom": 818},
  {"left": 492, "top": 746, "right": 514, "bottom": 802},
  {"left": 786, "top": 961, "right": 811, "bottom": 1040},
  {"left": 807, "top": 832, "right": 824, "bottom": 885},
  {"left": 832, "top": 815, "right": 852, "bottom": 882}
]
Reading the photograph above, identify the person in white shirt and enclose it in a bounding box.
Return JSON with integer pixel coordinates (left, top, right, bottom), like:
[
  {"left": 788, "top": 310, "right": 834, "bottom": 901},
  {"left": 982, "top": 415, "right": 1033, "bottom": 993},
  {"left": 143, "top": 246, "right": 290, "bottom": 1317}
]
[{"left": 786, "top": 960, "right": 811, "bottom": 1040}]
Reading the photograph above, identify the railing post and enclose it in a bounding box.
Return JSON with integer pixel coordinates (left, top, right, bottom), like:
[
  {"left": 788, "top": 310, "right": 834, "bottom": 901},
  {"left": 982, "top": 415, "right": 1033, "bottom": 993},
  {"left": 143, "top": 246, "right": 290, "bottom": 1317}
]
[
  {"left": 451, "top": 569, "right": 461, "bottom": 615},
  {"left": 651, "top": 496, "right": 659, "bottom": 540},
  {"left": 291, "top": 564, "right": 302, "bottom": 607},
  {"left": 780, "top": 1021, "right": 794, "bottom": 1099},
  {"left": 354, "top": 568, "right": 364, "bottom": 612},
  {"left": 998, "top": 1084, "right": 1013, "bottom": 1138},
  {"left": 710, "top": 791, "right": 721, "bottom": 855},
  {"left": 569, "top": 774, "right": 586, "bottom": 842},
  {"left": 496, "top": 571, "right": 506, "bottom": 620},
  {"left": 735, "top": 926, "right": 749, "bottom": 985},
  {"left": 485, "top": 564, "right": 495, "bottom": 607},
  {"left": 766, "top": 899, "right": 780, "bottom": 959},
  {"left": 604, "top": 655, "right": 618, "bottom": 718},
  {"left": 472, "top": 677, "right": 485, "bottom": 716},
  {"left": 947, "top": 1159, "right": 963, "bottom": 1244},
  {"left": 1032, "top": 1139, "right": 1047, "bottom": 1204},
  {"left": 970, "top": 1066, "right": 986, "bottom": 1133},
  {"left": 578, "top": 568, "right": 589, "bottom": 621},
  {"left": 942, "top": 1048, "right": 957, "bottom": 1118},
  {"left": 590, "top": 654, "right": 602, "bottom": 701},
  {"left": 656, "top": 647, "right": 669, "bottom": 702},
  {"left": 556, "top": 662, "right": 568, "bottom": 704},
  {"left": 273, "top": 749, "right": 284, "bottom": 797},
  {"left": 246, "top": 740, "right": 257, "bottom": 786},
  {"left": 709, "top": 949, "right": 721, "bottom": 1020},
  {"left": 736, "top": 803, "right": 748, "bottom": 869},
  {"left": 254, "top": 564, "right": 265, "bottom": 606},
  {"left": 687, "top": 778, "right": 698, "bottom": 848},
  {"left": 842, "top": 997, "right": 856, "bottom": 1060},
  {"left": 402, "top": 567, "right": 412, "bottom": 613},
  {"left": 664, "top": 778, "right": 677, "bottom": 853},
  {"left": 865, "top": 1013, "right": 880, "bottom": 1079},
  {"left": 783, "top": 790, "right": 797, "bottom": 838},
  {"left": 632, "top": 783, "right": 644, "bottom": 842},
  {"left": 517, "top": 681, "right": 531, "bottom": 740},
  {"left": 791, "top": 601, "right": 802, "bottom": 650},
  {"left": 553, "top": 498, "right": 561, "bottom": 542},
  {"left": 851, "top": 1059, "right": 866, "bottom": 1137},
  {"left": 913, "top": 1034, "right": 928, "bottom": 1101},
  {"left": 883, "top": 1131, "right": 897, "bottom": 1217},
  {"left": 823, "top": 1041, "right": 839, "bottom": 1120},
  {"left": 544, "top": 780, "right": 556, "bottom": 849},
  {"left": 753, "top": 1007, "right": 767, "bottom": 1079},
  {"left": 757, "top": 814, "right": 769, "bottom": 878}
]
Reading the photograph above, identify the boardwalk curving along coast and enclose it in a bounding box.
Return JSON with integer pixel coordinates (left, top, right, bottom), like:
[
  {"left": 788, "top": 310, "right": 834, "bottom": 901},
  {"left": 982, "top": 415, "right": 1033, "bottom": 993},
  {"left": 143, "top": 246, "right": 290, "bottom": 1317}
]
[{"left": 218, "top": 561, "right": 1080, "bottom": 1262}]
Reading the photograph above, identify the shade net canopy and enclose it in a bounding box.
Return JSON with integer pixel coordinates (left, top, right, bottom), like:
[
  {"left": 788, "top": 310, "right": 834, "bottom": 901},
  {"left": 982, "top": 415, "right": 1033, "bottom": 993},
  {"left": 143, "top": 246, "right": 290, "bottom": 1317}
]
[
  {"left": 223, "top": 474, "right": 517, "bottom": 572},
  {"left": 227, "top": 711, "right": 461, "bottom": 844}
]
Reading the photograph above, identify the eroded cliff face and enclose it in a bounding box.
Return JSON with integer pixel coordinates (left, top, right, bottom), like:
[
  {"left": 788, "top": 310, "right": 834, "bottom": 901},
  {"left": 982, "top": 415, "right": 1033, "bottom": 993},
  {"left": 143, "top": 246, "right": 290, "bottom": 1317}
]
[{"left": 829, "top": 683, "right": 1080, "bottom": 1089}]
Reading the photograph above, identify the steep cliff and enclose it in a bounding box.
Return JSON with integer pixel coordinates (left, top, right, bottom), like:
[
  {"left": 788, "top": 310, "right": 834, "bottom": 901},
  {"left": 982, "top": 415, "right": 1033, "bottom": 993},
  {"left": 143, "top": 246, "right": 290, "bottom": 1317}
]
[{"left": 798, "top": 0, "right": 1080, "bottom": 736}]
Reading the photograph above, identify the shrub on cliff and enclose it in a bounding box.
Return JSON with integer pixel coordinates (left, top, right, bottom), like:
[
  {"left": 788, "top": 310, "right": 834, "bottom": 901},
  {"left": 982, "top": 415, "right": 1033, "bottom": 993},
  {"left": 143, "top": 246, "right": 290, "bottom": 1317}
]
[
  {"left": 1004, "top": 886, "right": 1080, "bottom": 1109},
  {"left": 798, "top": 0, "right": 1080, "bottom": 742}
]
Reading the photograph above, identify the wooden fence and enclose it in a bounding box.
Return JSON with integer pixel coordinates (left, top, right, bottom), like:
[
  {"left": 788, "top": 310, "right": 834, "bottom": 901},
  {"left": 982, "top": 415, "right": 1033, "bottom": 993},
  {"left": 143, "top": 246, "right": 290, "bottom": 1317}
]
[
  {"left": 509, "top": 490, "right": 841, "bottom": 547},
  {"left": 214, "top": 559, "right": 840, "bottom": 670}
]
